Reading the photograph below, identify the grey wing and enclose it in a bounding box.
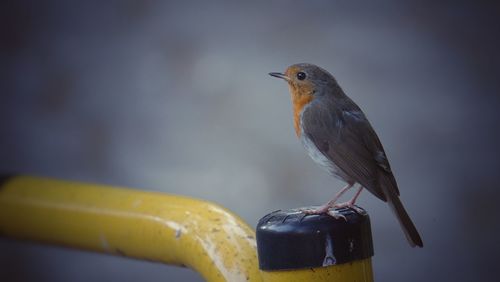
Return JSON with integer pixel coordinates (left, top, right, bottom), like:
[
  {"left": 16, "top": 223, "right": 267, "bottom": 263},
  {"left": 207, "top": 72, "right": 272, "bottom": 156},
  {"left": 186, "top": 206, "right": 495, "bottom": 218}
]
[{"left": 302, "top": 102, "right": 398, "bottom": 201}]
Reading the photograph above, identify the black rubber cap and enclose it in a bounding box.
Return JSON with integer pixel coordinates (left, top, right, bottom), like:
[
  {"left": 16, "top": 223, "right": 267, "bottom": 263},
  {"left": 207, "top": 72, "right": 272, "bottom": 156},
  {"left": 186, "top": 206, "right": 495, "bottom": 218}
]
[{"left": 256, "top": 206, "right": 374, "bottom": 270}]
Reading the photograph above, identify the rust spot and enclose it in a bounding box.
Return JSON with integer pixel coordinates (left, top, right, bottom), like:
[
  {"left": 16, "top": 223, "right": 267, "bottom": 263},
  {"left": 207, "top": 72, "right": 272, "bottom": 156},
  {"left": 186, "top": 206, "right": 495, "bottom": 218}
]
[
  {"left": 115, "top": 248, "right": 126, "bottom": 256},
  {"left": 0, "top": 174, "right": 15, "bottom": 190}
]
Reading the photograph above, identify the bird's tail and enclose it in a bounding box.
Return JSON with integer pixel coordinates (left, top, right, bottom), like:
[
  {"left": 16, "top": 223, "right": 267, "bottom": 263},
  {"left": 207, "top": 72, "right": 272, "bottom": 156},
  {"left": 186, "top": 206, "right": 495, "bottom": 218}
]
[{"left": 380, "top": 176, "right": 423, "bottom": 247}]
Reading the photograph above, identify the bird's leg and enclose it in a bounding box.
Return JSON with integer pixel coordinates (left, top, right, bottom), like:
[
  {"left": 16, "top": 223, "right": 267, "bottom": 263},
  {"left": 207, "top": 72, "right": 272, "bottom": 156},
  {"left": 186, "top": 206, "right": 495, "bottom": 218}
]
[
  {"left": 301, "top": 183, "right": 353, "bottom": 219},
  {"left": 334, "top": 186, "right": 365, "bottom": 214}
]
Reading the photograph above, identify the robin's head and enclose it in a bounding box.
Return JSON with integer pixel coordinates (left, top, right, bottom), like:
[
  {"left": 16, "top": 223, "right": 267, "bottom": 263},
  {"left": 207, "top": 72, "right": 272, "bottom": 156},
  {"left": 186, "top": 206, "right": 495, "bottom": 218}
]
[
  {"left": 269, "top": 63, "right": 338, "bottom": 100},
  {"left": 269, "top": 63, "right": 341, "bottom": 136}
]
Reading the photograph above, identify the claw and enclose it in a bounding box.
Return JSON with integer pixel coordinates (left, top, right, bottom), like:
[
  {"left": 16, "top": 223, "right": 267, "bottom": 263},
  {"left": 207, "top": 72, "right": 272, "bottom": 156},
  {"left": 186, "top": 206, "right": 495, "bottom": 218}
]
[
  {"left": 327, "top": 209, "right": 347, "bottom": 221},
  {"left": 349, "top": 205, "right": 366, "bottom": 215}
]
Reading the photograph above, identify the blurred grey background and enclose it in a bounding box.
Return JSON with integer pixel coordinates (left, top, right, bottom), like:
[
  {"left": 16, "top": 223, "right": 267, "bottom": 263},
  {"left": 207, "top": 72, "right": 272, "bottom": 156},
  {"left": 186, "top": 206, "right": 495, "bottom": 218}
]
[{"left": 1, "top": 0, "right": 499, "bottom": 281}]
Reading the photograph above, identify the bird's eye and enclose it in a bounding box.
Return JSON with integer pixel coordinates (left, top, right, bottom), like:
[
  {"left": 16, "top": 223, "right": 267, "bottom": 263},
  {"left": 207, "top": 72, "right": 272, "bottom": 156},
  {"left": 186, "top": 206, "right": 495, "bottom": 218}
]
[{"left": 296, "top": 72, "right": 306, "bottom": 80}]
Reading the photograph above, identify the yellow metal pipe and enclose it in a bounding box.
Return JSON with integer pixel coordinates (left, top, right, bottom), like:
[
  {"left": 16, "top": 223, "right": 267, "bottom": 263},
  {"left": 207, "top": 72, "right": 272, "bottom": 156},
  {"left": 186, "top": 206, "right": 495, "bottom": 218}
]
[
  {"left": 259, "top": 259, "right": 373, "bottom": 282},
  {"left": 0, "top": 175, "right": 373, "bottom": 281},
  {"left": 0, "top": 176, "right": 260, "bottom": 282}
]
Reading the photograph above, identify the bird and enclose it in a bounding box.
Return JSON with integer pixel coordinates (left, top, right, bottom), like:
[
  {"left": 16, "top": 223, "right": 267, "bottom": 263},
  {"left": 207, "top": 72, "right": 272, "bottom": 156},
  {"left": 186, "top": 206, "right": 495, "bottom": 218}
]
[{"left": 269, "top": 63, "right": 423, "bottom": 247}]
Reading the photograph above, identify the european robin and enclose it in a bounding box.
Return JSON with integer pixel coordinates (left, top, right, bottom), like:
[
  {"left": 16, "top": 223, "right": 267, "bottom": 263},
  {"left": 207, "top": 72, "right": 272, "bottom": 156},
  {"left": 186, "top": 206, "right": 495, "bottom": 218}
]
[{"left": 269, "top": 63, "right": 423, "bottom": 247}]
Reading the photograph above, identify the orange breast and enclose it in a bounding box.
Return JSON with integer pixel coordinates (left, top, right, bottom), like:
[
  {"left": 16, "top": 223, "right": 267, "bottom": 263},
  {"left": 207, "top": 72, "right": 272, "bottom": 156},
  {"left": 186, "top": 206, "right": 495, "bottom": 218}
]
[{"left": 292, "top": 93, "right": 313, "bottom": 137}]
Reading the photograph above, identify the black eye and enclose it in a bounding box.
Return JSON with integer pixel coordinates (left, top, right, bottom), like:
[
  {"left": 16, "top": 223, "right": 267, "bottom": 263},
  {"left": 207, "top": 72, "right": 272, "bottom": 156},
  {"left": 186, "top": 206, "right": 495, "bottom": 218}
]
[{"left": 296, "top": 72, "right": 306, "bottom": 80}]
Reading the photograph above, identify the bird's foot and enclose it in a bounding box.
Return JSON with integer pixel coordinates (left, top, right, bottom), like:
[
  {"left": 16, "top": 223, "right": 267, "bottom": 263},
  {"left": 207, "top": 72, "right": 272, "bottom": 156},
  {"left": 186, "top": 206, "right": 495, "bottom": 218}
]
[
  {"left": 300, "top": 205, "right": 347, "bottom": 221},
  {"left": 333, "top": 202, "right": 366, "bottom": 215},
  {"left": 326, "top": 209, "right": 347, "bottom": 220},
  {"left": 300, "top": 205, "right": 329, "bottom": 214}
]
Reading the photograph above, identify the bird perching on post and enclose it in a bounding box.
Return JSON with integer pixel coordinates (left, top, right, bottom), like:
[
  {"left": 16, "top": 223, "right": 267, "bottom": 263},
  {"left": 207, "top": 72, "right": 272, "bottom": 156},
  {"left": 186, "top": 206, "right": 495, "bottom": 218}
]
[{"left": 269, "top": 63, "right": 423, "bottom": 248}]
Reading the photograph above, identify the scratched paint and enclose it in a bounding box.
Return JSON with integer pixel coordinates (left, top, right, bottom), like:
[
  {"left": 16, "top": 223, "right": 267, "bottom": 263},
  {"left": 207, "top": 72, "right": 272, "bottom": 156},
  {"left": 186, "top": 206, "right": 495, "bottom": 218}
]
[{"left": 322, "top": 236, "right": 336, "bottom": 266}]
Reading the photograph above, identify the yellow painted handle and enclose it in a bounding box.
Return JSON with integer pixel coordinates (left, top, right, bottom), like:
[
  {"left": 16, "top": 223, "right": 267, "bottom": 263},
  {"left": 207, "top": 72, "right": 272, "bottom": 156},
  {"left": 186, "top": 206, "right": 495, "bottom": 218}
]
[{"left": 0, "top": 176, "right": 260, "bottom": 282}]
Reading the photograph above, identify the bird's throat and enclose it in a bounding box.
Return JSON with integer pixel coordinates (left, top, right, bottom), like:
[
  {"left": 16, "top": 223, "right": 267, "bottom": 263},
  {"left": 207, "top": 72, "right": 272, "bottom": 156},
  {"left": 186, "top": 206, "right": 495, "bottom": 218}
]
[{"left": 291, "top": 93, "right": 314, "bottom": 137}]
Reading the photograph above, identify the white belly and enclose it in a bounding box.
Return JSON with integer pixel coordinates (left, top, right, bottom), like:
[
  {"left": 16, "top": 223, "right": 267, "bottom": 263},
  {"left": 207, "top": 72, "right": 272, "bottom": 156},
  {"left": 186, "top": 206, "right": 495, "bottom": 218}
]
[
  {"left": 298, "top": 108, "right": 344, "bottom": 179},
  {"left": 300, "top": 133, "right": 337, "bottom": 175}
]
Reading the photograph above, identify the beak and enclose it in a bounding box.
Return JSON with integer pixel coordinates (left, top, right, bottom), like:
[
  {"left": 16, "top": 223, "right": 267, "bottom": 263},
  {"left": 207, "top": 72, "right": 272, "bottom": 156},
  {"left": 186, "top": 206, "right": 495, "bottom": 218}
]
[{"left": 269, "top": 72, "right": 290, "bottom": 81}]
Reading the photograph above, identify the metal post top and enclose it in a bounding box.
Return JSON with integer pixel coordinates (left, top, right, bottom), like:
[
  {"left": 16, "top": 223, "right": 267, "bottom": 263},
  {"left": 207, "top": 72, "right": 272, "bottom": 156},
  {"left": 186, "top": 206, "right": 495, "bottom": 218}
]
[{"left": 256, "top": 206, "right": 374, "bottom": 271}]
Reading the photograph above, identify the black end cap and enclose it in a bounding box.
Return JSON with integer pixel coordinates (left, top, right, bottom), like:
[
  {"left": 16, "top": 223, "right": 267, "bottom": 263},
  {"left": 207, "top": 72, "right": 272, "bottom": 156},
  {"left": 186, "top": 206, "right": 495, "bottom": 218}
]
[{"left": 256, "top": 206, "right": 374, "bottom": 270}]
